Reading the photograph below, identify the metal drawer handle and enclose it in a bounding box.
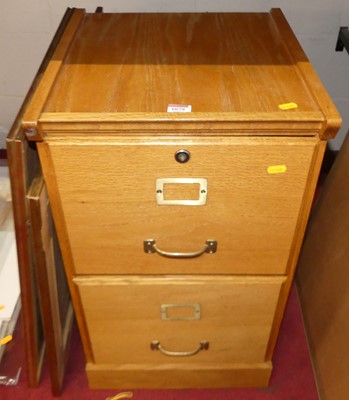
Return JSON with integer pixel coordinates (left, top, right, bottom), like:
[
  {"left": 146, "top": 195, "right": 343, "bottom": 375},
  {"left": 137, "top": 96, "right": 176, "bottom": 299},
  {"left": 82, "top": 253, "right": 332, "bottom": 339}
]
[
  {"left": 144, "top": 239, "right": 217, "bottom": 258},
  {"left": 150, "top": 340, "right": 209, "bottom": 357}
]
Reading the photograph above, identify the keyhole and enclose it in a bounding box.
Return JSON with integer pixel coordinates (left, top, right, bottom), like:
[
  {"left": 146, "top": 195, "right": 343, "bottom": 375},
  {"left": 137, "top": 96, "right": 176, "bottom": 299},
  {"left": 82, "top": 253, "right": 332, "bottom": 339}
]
[{"left": 175, "top": 149, "right": 191, "bottom": 163}]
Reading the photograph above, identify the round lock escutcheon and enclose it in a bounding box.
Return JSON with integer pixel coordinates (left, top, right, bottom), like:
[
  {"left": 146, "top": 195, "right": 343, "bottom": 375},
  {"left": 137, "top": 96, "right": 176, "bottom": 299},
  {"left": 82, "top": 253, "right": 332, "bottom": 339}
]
[{"left": 175, "top": 149, "right": 191, "bottom": 163}]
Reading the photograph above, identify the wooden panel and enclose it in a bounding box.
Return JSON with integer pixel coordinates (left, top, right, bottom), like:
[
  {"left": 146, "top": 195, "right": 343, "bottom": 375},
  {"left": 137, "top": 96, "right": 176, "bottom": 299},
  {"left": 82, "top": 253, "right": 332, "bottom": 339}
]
[
  {"left": 43, "top": 13, "right": 319, "bottom": 115},
  {"left": 36, "top": 140, "right": 94, "bottom": 363},
  {"left": 6, "top": 128, "right": 43, "bottom": 389},
  {"left": 6, "top": 135, "right": 44, "bottom": 388},
  {"left": 27, "top": 174, "right": 74, "bottom": 396},
  {"left": 6, "top": 7, "right": 76, "bottom": 389},
  {"left": 75, "top": 275, "right": 285, "bottom": 365},
  {"left": 86, "top": 361, "right": 273, "bottom": 389},
  {"left": 22, "top": 10, "right": 341, "bottom": 139},
  {"left": 46, "top": 136, "right": 317, "bottom": 275},
  {"left": 297, "top": 132, "right": 349, "bottom": 400},
  {"left": 265, "top": 138, "right": 327, "bottom": 359}
]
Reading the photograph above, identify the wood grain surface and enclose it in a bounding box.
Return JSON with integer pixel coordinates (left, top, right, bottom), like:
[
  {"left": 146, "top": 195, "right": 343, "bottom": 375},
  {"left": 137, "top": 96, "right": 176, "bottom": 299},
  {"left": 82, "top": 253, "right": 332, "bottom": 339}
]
[
  {"left": 27, "top": 174, "right": 74, "bottom": 396},
  {"left": 22, "top": 10, "right": 341, "bottom": 139},
  {"left": 43, "top": 13, "right": 318, "bottom": 115},
  {"left": 45, "top": 136, "right": 318, "bottom": 276},
  {"left": 18, "top": 8, "right": 342, "bottom": 391},
  {"left": 75, "top": 275, "right": 285, "bottom": 364},
  {"left": 297, "top": 132, "right": 349, "bottom": 400}
]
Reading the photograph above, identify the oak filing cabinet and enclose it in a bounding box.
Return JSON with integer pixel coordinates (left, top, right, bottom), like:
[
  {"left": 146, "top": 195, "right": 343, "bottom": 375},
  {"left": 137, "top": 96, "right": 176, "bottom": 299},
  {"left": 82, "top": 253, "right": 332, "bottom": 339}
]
[{"left": 19, "top": 8, "right": 340, "bottom": 389}]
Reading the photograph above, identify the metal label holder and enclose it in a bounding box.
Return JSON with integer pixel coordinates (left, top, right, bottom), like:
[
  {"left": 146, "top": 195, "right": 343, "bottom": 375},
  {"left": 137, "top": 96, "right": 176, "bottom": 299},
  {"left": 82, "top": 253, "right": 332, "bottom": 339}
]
[
  {"left": 160, "top": 303, "right": 201, "bottom": 321},
  {"left": 156, "top": 178, "right": 207, "bottom": 206}
]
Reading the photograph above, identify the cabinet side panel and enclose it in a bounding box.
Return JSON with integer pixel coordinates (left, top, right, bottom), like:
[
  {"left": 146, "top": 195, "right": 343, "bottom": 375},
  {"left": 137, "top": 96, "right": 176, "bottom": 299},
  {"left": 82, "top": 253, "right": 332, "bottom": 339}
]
[
  {"left": 296, "top": 133, "right": 349, "bottom": 400},
  {"left": 266, "top": 139, "right": 326, "bottom": 359}
]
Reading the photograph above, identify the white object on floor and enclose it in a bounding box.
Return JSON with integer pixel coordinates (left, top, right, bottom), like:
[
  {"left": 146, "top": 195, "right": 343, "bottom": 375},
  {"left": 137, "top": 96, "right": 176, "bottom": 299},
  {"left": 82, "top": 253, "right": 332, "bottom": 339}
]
[
  {"left": 0, "top": 165, "right": 20, "bottom": 364},
  {"left": 0, "top": 237, "right": 20, "bottom": 320}
]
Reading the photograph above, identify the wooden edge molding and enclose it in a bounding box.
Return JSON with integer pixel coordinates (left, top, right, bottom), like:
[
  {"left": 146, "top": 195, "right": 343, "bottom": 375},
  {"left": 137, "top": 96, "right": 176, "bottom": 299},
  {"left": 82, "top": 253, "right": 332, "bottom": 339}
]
[
  {"left": 73, "top": 275, "right": 287, "bottom": 286},
  {"left": 22, "top": 8, "right": 86, "bottom": 139},
  {"left": 270, "top": 8, "right": 342, "bottom": 140},
  {"left": 39, "top": 111, "right": 325, "bottom": 123},
  {"left": 36, "top": 111, "right": 324, "bottom": 137}
]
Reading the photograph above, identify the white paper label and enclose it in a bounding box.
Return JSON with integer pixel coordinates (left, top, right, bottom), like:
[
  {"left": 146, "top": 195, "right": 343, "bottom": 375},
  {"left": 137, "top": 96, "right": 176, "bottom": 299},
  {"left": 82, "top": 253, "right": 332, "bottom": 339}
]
[{"left": 167, "top": 104, "right": 192, "bottom": 113}]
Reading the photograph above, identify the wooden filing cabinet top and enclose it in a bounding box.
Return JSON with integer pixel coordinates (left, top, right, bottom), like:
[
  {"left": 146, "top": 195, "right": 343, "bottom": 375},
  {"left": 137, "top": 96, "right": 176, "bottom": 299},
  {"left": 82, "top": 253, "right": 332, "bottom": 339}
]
[{"left": 22, "top": 8, "right": 340, "bottom": 139}]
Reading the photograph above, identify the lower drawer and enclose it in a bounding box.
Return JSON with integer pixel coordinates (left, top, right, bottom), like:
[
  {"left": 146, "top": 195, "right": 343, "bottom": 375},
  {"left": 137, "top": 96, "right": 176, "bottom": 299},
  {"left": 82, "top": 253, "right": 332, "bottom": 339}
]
[{"left": 75, "top": 275, "right": 285, "bottom": 365}]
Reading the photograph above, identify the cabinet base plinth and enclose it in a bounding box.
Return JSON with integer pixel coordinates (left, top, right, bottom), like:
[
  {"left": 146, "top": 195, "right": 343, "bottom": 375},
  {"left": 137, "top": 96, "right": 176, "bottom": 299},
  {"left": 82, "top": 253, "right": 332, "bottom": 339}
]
[{"left": 86, "top": 362, "right": 273, "bottom": 389}]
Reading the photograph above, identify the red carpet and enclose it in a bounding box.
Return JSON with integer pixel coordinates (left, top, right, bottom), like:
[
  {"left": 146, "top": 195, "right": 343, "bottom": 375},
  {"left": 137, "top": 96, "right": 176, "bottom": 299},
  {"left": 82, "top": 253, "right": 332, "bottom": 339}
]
[{"left": 0, "top": 284, "right": 318, "bottom": 399}]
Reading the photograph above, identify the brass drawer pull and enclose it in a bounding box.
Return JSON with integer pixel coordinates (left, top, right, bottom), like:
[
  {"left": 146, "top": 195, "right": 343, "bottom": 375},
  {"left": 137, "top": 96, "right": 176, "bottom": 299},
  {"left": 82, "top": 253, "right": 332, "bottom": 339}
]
[
  {"left": 150, "top": 340, "right": 209, "bottom": 357},
  {"left": 144, "top": 239, "right": 217, "bottom": 258}
]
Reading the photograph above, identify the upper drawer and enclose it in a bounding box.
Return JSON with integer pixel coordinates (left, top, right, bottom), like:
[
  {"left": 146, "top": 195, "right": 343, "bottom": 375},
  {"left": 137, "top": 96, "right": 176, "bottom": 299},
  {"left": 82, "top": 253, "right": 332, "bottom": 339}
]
[{"left": 46, "top": 136, "right": 318, "bottom": 275}]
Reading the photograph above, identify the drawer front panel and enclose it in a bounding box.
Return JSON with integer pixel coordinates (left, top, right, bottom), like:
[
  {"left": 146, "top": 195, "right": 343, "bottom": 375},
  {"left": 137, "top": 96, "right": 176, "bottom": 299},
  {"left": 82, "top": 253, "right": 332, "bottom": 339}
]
[
  {"left": 75, "top": 275, "right": 285, "bottom": 365},
  {"left": 48, "top": 136, "right": 317, "bottom": 275}
]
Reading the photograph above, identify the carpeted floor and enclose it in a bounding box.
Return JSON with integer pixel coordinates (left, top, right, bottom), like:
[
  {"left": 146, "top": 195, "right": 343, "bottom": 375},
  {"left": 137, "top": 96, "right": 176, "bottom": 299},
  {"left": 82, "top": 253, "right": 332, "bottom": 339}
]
[{"left": 0, "top": 284, "right": 318, "bottom": 400}]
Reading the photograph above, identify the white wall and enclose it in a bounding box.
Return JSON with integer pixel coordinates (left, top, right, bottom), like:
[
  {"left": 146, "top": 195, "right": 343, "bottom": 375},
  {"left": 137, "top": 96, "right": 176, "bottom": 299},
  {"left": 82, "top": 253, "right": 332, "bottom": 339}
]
[{"left": 1, "top": 0, "right": 349, "bottom": 150}]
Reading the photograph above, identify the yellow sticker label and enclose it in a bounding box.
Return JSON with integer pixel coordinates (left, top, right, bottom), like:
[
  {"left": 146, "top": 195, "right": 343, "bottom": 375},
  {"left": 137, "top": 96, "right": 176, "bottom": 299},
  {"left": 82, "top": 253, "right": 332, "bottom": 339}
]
[
  {"left": 279, "top": 102, "right": 298, "bottom": 110},
  {"left": 0, "top": 305, "right": 5, "bottom": 310},
  {"left": 0, "top": 335, "right": 13, "bottom": 346},
  {"left": 268, "top": 165, "right": 287, "bottom": 174}
]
